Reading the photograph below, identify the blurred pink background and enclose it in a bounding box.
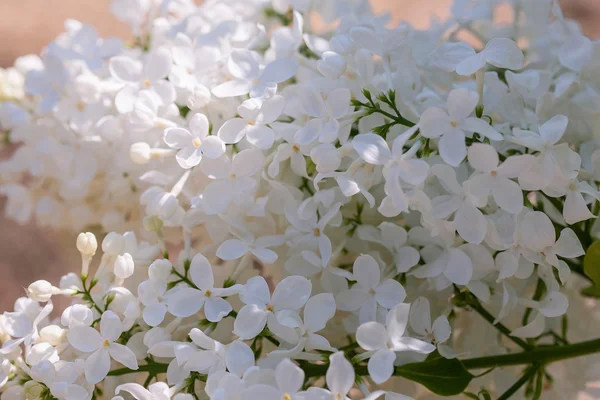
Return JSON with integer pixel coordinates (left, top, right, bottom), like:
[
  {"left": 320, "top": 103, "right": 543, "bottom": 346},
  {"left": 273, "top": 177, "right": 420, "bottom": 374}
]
[{"left": 0, "top": 0, "right": 599, "bottom": 311}]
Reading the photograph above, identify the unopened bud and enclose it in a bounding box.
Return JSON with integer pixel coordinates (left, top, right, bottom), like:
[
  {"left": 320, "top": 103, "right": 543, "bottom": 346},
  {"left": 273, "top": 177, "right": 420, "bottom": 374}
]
[
  {"left": 143, "top": 215, "right": 163, "bottom": 233},
  {"left": 27, "top": 280, "right": 56, "bottom": 302},
  {"left": 24, "top": 381, "right": 45, "bottom": 400},
  {"left": 39, "top": 325, "right": 65, "bottom": 346},
  {"left": 102, "top": 232, "right": 125, "bottom": 255},
  {"left": 317, "top": 51, "right": 347, "bottom": 80},
  {"left": 114, "top": 253, "right": 135, "bottom": 279},
  {"left": 149, "top": 259, "right": 172, "bottom": 280},
  {"left": 77, "top": 232, "right": 97, "bottom": 257},
  {"left": 130, "top": 142, "right": 151, "bottom": 164}
]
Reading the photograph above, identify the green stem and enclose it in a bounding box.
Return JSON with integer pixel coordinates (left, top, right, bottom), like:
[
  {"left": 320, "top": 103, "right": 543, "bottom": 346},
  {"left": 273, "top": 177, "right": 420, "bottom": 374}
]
[
  {"left": 468, "top": 298, "right": 533, "bottom": 350},
  {"left": 496, "top": 365, "right": 539, "bottom": 400},
  {"left": 462, "top": 338, "right": 600, "bottom": 370},
  {"left": 172, "top": 269, "right": 199, "bottom": 290},
  {"left": 108, "top": 362, "right": 169, "bottom": 377}
]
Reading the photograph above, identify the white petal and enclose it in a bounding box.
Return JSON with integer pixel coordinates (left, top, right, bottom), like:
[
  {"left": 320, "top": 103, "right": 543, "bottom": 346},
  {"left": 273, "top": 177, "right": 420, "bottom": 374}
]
[
  {"left": 553, "top": 228, "right": 584, "bottom": 258},
  {"left": 496, "top": 251, "right": 519, "bottom": 281},
  {"left": 443, "top": 248, "right": 473, "bottom": 285},
  {"left": 109, "top": 343, "right": 139, "bottom": 370},
  {"left": 539, "top": 115, "right": 568, "bottom": 145},
  {"left": 482, "top": 38, "right": 524, "bottom": 71},
  {"left": 166, "top": 287, "right": 205, "bottom": 317},
  {"left": 226, "top": 340, "right": 254, "bottom": 377},
  {"left": 538, "top": 292, "right": 568, "bottom": 318},
  {"left": 356, "top": 322, "right": 388, "bottom": 351},
  {"left": 200, "top": 136, "right": 226, "bottom": 159},
  {"left": 374, "top": 280, "right": 406, "bottom": 309},
  {"left": 233, "top": 304, "right": 269, "bottom": 340},
  {"left": 212, "top": 79, "right": 253, "bottom": 98},
  {"left": 276, "top": 359, "right": 304, "bottom": 394},
  {"left": 217, "top": 239, "right": 250, "bottom": 261},
  {"left": 326, "top": 88, "right": 351, "bottom": 119},
  {"left": 395, "top": 246, "right": 421, "bottom": 273},
  {"left": 490, "top": 178, "right": 522, "bottom": 214},
  {"left": 240, "top": 276, "right": 271, "bottom": 306},
  {"left": 304, "top": 293, "right": 336, "bottom": 333},
  {"left": 205, "top": 297, "right": 233, "bottom": 322},
  {"left": 260, "top": 58, "right": 298, "bottom": 84},
  {"left": 564, "top": 191, "right": 594, "bottom": 225},
  {"left": 100, "top": 311, "right": 123, "bottom": 343},
  {"left": 144, "top": 48, "right": 172, "bottom": 81},
  {"left": 164, "top": 127, "right": 193, "bottom": 149},
  {"left": 408, "top": 297, "right": 431, "bottom": 337},
  {"left": 228, "top": 50, "right": 260, "bottom": 80},
  {"left": 84, "top": 349, "right": 110, "bottom": 384},
  {"left": 231, "top": 149, "right": 265, "bottom": 177},
  {"left": 335, "top": 288, "right": 370, "bottom": 312},
  {"left": 461, "top": 117, "right": 503, "bottom": 141},
  {"left": 455, "top": 53, "right": 486, "bottom": 76},
  {"left": 352, "top": 133, "right": 392, "bottom": 165},
  {"left": 246, "top": 125, "right": 276, "bottom": 150},
  {"left": 143, "top": 303, "right": 167, "bottom": 327},
  {"left": 447, "top": 89, "right": 478, "bottom": 121},
  {"left": 241, "top": 385, "right": 280, "bottom": 400},
  {"left": 189, "top": 113, "right": 209, "bottom": 138},
  {"left": 432, "top": 316, "right": 451, "bottom": 343},
  {"left": 429, "top": 42, "right": 476, "bottom": 72},
  {"left": 392, "top": 337, "right": 436, "bottom": 354},
  {"left": 368, "top": 349, "right": 396, "bottom": 384},
  {"left": 109, "top": 57, "right": 141, "bottom": 82},
  {"left": 419, "top": 107, "right": 451, "bottom": 139},
  {"left": 455, "top": 203, "right": 487, "bottom": 244},
  {"left": 176, "top": 147, "right": 202, "bottom": 169},
  {"left": 272, "top": 276, "right": 312, "bottom": 310},
  {"left": 218, "top": 118, "right": 248, "bottom": 144},
  {"left": 511, "top": 312, "right": 545, "bottom": 338},
  {"left": 115, "top": 383, "right": 153, "bottom": 400},
  {"left": 386, "top": 303, "right": 410, "bottom": 342},
  {"left": 326, "top": 352, "right": 354, "bottom": 396},
  {"left": 353, "top": 254, "right": 381, "bottom": 290},
  {"left": 438, "top": 129, "right": 466, "bottom": 167},
  {"left": 520, "top": 211, "right": 556, "bottom": 252},
  {"left": 67, "top": 327, "right": 103, "bottom": 353}
]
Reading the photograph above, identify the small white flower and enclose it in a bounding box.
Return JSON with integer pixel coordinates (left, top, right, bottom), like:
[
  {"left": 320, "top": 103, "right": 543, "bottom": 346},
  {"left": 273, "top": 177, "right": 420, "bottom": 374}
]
[{"left": 67, "top": 311, "right": 138, "bottom": 384}]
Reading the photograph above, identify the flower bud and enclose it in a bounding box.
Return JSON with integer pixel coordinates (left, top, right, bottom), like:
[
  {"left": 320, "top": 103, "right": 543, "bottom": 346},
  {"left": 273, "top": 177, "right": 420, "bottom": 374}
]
[
  {"left": 77, "top": 232, "right": 97, "bottom": 257},
  {"left": 27, "top": 280, "right": 55, "bottom": 302},
  {"left": 24, "top": 381, "right": 45, "bottom": 400},
  {"left": 143, "top": 215, "right": 164, "bottom": 233},
  {"left": 61, "top": 304, "right": 93, "bottom": 328},
  {"left": 102, "top": 232, "right": 125, "bottom": 255},
  {"left": 114, "top": 253, "right": 135, "bottom": 279},
  {"left": 149, "top": 259, "right": 172, "bottom": 280},
  {"left": 39, "top": 325, "right": 65, "bottom": 346},
  {"left": 317, "top": 51, "right": 347, "bottom": 80},
  {"left": 187, "top": 84, "right": 211, "bottom": 110},
  {"left": 330, "top": 34, "right": 356, "bottom": 55},
  {"left": 130, "top": 142, "right": 151, "bottom": 164}
]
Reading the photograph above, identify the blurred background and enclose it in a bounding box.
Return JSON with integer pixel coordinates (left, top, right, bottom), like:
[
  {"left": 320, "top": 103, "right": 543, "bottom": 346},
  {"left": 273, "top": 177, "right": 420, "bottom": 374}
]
[{"left": 0, "top": 0, "right": 599, "bottom": 311}]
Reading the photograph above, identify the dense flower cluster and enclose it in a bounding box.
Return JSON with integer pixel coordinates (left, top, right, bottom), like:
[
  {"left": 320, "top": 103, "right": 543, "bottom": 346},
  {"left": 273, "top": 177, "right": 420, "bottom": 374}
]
[{"left": 1, "top": 0, "right": 600, "bottom": 399}]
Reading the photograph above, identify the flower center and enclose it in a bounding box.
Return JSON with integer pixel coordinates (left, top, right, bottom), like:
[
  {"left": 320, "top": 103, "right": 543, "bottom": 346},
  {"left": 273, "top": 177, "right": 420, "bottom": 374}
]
[
  {"left": 490, "top": 170, "right": 497, "bottom": 177},
  {"left": 313, "top": 228, "right": 321, "bottom": 237},
  {"left": 292, "top": 144, "right": 300, "bottom": 153},
  {"left": 282, "top": 394, "right": 292, "bottom": 400},
  {"left": 335, "top": 394, "right": 343, "bottom": 400},
  {"left": 104, "top": 339, "right": 110, "bottom": 347},
  {"left": 76, "top": 102, "right": 86, "bottom": 112},
  {"left": 204, "top": 289, "right": 212, "bottom": 297},
  {"left": 193, "top": 138, "right": 202, "bottom": 147},
  {"left": 266, "top": 304, "right": 274, "bottom": 312},
  {"left": 143, "top": 79, "right": 151, "bottom": 87},
  {"left": 248, "top": 120, "right": 255, "bottom": 126},
  {"left": 450, "top": 121, "right": 459, "bottom": 128}
]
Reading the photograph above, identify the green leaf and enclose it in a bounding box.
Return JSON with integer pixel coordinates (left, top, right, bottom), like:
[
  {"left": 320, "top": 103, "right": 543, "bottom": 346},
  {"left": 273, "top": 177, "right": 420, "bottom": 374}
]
[
  {"left": 394, "top": 354, "right": 473, "bottom": 396},
  {"left": 581, "top": 285, "right": 600, "bottom": 298},
  {"left": 584, "top": 240, "right": 600, "bottom": 285}
]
